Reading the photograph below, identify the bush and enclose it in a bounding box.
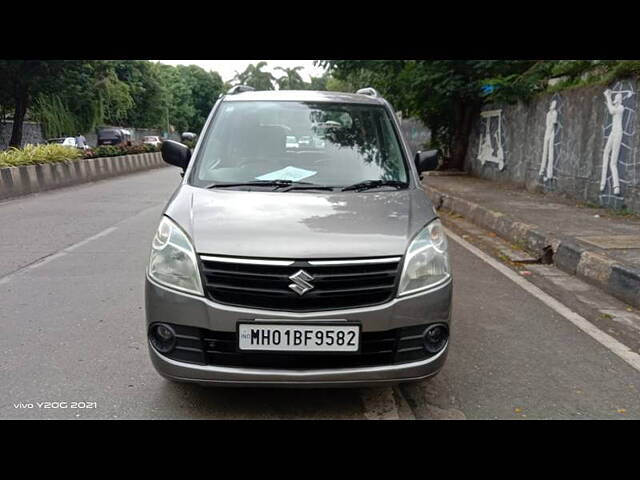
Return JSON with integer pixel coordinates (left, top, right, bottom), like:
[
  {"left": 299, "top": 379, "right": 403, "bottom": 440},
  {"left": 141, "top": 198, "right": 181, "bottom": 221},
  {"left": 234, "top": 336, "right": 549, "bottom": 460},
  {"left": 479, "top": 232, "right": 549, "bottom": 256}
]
[
  {"left": 544, "top": 60, "right": 640, "bottom": 94},
  {"left": 0, "top": 142, "right": 160, "bottom": 169},
  {"left": 83, "top": 143, "right": 159, "bottom": 159},
  {"left": 0, "top": 144, "right": 83, "bottom": 168},
  {"left": 601, "top": 60, "right": 640, "bottom": 85},
  {"left": 83, "top": 145, "right": 123, "bottom": 158},
  {"left": 143, "top": 143, "right": 160, "bottom": 153}
]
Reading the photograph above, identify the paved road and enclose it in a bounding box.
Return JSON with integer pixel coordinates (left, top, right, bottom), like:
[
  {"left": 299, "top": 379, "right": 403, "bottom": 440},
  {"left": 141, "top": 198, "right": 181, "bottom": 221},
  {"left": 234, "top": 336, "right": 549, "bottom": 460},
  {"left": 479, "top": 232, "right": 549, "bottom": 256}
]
[{"left": 2, "top": 167, "right": 640, "bottom": 419}]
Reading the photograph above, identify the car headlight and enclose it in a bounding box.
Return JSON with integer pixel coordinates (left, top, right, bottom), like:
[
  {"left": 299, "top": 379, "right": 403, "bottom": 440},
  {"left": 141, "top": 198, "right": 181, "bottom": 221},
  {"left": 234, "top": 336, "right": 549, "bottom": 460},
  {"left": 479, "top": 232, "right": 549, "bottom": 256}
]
[
  {"left": 398, "top": 219, "right": 450, "bottom": 296},
  {"left": 148, "top": 216, "right": 204, "bottom": 296}
]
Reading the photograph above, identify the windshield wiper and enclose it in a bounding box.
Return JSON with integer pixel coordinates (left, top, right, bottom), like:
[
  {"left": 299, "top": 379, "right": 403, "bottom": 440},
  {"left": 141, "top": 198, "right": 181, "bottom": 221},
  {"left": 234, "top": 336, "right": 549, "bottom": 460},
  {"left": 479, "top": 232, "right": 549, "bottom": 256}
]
[
  {"left": 204, "top": 180, "right": 329, "bottom": 191},
  {"left": 206, "top": 180, "right": 305, "bottom": 189},
  {"left": 341, "top": 180, "right": 408, "bottom": 192},
  {"left": 278, "top": 184, "right": 336, "bottom": 192}
]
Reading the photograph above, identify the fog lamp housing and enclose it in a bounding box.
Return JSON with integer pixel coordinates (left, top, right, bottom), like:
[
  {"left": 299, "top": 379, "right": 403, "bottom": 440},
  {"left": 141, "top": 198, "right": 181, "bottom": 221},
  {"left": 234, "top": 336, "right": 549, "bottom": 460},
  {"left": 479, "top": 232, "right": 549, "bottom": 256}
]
[
  {"left": 423, "top": 324, "right": 449, "bottom": 354},
  {"left": 149, "top": 323, "right": 176, "bottom": 354}
]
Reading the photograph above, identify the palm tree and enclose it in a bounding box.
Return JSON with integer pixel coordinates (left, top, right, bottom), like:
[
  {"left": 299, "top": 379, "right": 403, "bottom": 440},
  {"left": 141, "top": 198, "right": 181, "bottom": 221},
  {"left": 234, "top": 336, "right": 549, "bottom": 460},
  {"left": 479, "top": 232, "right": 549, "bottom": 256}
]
[
  {"left": 275, "top": 66, "right": 306, "bottom": 90},
  {"left": 232, "top": 62, "right": 276, "bottom": 90}
]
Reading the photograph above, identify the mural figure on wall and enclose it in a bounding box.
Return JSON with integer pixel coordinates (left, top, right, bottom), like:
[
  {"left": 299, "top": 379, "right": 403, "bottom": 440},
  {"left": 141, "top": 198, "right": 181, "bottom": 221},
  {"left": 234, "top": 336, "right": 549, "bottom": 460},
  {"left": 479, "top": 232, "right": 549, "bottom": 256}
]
[
  {"left": 600, "top": 89, "right": 630, "bottom": 195},
  {"left": 539, "top": 100, "right": 558, "bottom": 181},
  {"left": 477, "top": 109, "right": 505, "bottom": 171}
]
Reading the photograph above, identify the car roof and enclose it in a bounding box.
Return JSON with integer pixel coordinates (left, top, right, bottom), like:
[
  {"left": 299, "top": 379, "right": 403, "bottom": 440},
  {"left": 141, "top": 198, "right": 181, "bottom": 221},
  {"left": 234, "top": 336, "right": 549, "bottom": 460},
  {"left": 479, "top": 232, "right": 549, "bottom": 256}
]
[{"left": 222, "top": 89, "right": 386, "bottom": 106}]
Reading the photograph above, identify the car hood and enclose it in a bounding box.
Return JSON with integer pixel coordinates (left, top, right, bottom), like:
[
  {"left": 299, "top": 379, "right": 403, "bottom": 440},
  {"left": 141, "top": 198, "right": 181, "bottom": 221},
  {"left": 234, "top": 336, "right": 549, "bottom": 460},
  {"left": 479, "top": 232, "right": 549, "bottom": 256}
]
[{"left": 164, "top": 185, "right": 436, "bottom": 259}]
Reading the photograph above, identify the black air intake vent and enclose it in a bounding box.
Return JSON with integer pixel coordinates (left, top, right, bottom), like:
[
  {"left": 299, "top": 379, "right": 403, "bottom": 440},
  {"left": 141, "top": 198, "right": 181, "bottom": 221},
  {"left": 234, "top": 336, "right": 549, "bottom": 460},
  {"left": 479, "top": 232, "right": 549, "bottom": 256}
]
[{"left": 199, "top": 256, "right": 402, "bottom": 312}]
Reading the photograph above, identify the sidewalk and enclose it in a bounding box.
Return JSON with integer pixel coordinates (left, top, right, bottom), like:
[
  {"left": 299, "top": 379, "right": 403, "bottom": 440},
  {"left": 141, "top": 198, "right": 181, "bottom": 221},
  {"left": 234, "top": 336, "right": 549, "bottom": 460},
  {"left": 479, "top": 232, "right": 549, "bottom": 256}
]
[{"left": 422, "top": 174, "right": 640, "bottom": 309}]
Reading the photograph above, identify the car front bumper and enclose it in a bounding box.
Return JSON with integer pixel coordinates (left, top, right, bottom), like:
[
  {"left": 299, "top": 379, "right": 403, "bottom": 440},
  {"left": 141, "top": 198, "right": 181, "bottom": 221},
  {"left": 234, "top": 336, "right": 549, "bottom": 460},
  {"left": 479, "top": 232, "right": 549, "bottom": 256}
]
[{"left": 145, "top": 275, "right": 452, "bottom": 387}]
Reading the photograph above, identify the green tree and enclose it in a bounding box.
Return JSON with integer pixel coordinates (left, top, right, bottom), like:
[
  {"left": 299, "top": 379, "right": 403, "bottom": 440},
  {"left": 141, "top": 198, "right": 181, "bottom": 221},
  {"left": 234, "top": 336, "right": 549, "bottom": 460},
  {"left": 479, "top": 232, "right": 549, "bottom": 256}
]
[
  {"left": 275, "top": 66, "right": 305, "bottom": 90},
  {"left": 232, "top": 62, "right": 275, "bottom": 90},
  {"left": 321, "top": 60, "right": 542, "bottom": 170},
  {"left": 29, "top": 60, "right": 142, "bottom": 138},
  {"left": 113, "top": 60, "right": 167, "bottom": 128},
  {"left": 325, "top": 75, "right": 356, "bottom": 92},
  {"left": 32, "top": 95, "right": 79, "bottom": 139},
  {"left": 307, "top": 73, "right": 330, "bottom": 91},
  {"left": 158, "top": 63, "right": 195, "bottom": 133},
  {"left": 0, "top": 60, "right": 230, "bottom": 146},
  {"left": 50, "top": 61, "right": 105, "bottom": 134},
  {"left": 178, "top": 64, "right": 224, "bottom": 132},
  {"left": 158, "top": 63, "right": 223, "bottom": 134},
  {"left": 0, "top": 61, "right": 69, "bottom": 147},
  {"left": 92, "top": 62, "right": 135, "bottom": 126}
]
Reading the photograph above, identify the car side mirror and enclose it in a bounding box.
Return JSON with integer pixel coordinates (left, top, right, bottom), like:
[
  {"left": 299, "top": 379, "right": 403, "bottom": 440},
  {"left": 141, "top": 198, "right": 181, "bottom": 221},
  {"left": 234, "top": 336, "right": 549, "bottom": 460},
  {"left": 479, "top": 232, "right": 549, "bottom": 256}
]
[
  {"left": 414, "top": 149, "right": 439, "bottom": 174},
  {"left": 161, "top": 140, "right": 191, "bottom": 170}
]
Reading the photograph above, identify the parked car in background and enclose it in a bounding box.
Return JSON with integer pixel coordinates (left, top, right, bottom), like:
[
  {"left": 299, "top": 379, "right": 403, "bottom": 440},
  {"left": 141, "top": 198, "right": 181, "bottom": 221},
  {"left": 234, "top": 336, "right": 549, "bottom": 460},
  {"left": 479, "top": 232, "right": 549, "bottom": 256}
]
[
  {"left": 181, "top": 132, "right": 197, "bottom": 143},
  {"left": 97, "top": 127, "right": 132, "bottom": 146},
  {"left": 143, "top": 136, "right": 162, "bottom": 148},
  {"left": 47, "top": 137, "right": 90, "bottom": 150}
]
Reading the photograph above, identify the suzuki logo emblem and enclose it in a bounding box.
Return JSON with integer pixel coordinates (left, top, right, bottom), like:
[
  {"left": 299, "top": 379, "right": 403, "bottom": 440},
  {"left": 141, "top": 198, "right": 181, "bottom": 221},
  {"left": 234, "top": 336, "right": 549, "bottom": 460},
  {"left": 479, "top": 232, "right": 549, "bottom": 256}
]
[{"left": 288, "top": 269, "right": 314, "bottom": 296}]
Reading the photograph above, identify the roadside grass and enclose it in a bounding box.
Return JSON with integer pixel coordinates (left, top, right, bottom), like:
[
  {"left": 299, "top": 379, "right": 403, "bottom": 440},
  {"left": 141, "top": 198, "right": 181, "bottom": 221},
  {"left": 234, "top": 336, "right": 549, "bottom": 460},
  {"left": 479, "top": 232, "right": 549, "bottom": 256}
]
[
  {"left": 602, "top": 207, "right": 638, "bottom": 220},
  {"left": 0, "top": 143, "right": 160, "bottom": 168},
  {"left": 577, "top": 200, "right": 640, "bottom": 221},
  {"left": 0, "top": 144, "right": 82, "bottom": 167}
]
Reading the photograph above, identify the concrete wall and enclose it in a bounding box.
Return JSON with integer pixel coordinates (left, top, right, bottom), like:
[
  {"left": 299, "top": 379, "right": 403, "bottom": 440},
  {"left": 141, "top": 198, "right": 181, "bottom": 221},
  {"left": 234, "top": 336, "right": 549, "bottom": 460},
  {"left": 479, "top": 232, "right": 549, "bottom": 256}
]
[
  {"left": 398, "top": 117, "right": 431, "bottom": 156},
  {"left": 0, "top": 152, "right": 167, "bottom": 201},
  {"left": 464, "top": 79, "right": 640, "bottom": 214},
  {"left": 0, "top": 121, "right": 45, "bottom": 149}
]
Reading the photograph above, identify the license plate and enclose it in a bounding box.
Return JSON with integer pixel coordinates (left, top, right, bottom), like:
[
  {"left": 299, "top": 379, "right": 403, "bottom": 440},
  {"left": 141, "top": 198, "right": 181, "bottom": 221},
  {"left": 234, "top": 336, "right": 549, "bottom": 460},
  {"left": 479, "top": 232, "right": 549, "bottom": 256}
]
[{"left": 238, "top": 323, "right": 360, "bottom": 352}]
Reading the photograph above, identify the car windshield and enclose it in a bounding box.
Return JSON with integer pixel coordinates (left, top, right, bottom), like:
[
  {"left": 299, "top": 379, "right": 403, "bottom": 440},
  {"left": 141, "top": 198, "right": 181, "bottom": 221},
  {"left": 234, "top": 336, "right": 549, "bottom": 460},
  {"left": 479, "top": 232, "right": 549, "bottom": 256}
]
[
  {"left": 99, "top": 130, "right": 120, "bottom": 138},
  {"left": 190, "top": 101, "right": 408, "bottom": 188}
]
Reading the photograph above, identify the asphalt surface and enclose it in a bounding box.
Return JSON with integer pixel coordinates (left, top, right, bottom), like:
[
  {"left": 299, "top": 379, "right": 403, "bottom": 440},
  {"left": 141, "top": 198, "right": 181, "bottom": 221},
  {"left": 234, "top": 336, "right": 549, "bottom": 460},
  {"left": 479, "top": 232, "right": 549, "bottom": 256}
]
[{"left": 2, "top": 167, "right": 640, "bottom": 419}]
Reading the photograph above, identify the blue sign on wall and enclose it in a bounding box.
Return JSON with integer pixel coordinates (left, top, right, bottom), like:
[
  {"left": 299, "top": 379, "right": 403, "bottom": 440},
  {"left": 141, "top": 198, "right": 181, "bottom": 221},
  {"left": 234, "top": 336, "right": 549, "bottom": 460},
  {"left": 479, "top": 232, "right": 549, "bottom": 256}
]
[{"left": 481, "top": 84, "right": 496, "bottom": 95}]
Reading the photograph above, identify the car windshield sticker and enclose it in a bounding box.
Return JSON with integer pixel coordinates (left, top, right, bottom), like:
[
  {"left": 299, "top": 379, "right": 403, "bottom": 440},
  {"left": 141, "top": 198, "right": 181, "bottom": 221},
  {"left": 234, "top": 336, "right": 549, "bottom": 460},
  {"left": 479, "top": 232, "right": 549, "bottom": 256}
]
[{"left": 256, "top": 166, "right": 317, "bottom": 182}]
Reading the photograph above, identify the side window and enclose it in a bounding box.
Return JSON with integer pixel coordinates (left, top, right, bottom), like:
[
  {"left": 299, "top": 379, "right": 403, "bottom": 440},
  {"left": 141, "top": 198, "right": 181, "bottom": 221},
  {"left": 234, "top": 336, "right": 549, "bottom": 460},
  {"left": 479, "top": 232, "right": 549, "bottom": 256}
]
[
  {"left": 379, "top": 111, "right": 406, "bottom": 181},
  {"left": 205, "top": 104, "right": 234, "bottom": 163}
]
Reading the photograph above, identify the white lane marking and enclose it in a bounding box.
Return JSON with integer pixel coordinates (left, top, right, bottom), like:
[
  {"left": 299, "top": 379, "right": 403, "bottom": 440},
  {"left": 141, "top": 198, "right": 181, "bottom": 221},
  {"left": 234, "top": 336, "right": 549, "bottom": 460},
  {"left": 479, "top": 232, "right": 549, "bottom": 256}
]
[
  {"left": 0, "top": 203, "right": 162, "bottom": 286},
  {"left": 0, "top": 227, "right": 118, "bottom": 286},
  {"left": 64, "top": 227, "right": 117, "bottom": 252},
  {"left": 445, "top": 228, "right": 640, "bottom": 373}
]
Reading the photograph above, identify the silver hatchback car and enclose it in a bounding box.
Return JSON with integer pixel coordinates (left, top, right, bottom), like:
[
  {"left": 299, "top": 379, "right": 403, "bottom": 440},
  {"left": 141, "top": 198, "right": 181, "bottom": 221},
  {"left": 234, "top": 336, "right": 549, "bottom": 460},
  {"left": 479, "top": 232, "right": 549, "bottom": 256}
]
[{"left": 145, "top": 87, "right": 452, "bottom": 387}]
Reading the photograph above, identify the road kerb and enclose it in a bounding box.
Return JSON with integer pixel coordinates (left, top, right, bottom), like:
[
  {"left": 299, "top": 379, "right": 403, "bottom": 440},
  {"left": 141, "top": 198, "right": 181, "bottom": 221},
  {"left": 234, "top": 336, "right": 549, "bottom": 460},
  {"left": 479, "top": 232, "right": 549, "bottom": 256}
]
[
  {"left": 0, "top": 152, "right": 167, "bottom": 202},
  {"left": 424, "top": 183, "right": 640, "bottom": 309}
]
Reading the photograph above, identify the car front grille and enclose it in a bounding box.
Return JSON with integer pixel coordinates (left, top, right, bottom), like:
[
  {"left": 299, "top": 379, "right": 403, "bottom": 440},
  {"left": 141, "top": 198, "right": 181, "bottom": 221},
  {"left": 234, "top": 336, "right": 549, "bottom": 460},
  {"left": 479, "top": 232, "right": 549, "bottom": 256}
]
[
  {"left": 198, "top": 255, "right": 402, "bottom": 311},
  {"left": 157, "top": 323, "right": 437, "bottom": 369}
]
